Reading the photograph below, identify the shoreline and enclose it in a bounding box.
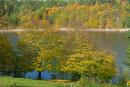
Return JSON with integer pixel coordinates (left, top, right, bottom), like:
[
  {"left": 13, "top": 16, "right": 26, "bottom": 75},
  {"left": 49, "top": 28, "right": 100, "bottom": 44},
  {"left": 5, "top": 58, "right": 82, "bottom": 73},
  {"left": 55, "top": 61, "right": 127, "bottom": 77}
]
[
  {"left": 60, "top": 28, "right": 130, "bottom": 32},
  {"left": 0, "top": 28, "right": 129, "bottom": 32}
]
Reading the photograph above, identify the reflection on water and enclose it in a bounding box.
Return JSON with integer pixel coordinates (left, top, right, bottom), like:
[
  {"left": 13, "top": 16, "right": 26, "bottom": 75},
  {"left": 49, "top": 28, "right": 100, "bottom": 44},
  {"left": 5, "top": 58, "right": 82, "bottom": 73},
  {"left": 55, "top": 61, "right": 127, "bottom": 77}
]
[
  {"left": 0, "top": 32, "right": 129, "bottom": 78},
  {"left": 88, "top": 32, "right": 129, "bottom": 75}
]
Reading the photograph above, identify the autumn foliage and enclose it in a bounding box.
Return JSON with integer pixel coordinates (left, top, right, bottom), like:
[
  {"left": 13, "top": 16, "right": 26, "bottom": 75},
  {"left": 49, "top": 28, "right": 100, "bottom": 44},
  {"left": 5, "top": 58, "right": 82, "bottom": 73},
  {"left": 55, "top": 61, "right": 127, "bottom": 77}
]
[{"left": 0, "top": 0, "right": 130, "bottom": 29}]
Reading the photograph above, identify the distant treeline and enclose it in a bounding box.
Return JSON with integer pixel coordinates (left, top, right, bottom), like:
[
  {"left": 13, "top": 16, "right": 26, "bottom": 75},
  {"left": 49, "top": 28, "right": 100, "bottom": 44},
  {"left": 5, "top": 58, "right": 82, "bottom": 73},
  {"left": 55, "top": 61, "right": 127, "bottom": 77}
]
[{"left": 0, "top": 0, "right": 130, "bottom": 29}]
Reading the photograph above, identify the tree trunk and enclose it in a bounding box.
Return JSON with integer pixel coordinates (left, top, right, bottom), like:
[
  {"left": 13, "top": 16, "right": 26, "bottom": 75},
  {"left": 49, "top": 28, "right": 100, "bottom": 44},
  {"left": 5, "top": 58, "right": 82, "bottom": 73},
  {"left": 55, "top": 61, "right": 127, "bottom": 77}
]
[
  {"left": 2, "top": 59, "right": 5, "bottom": 76},
  {"left": 14, "top": 63, "right": 18, "bottom": 77},
  {"left": 38, "top": 72, "right": 42, "bottom": 80}
]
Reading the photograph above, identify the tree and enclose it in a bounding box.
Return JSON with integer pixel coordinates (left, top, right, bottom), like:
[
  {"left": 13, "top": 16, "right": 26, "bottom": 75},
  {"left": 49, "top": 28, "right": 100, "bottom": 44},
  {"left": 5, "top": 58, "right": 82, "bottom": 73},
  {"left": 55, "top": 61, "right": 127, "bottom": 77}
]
[
  {"left": 33, "top": 49, "right": 52, "bottom": 79},
  {"left": 19, "top": 30, "right": 65, "bottom": 79},
  {"left": 11, "top": 40, "right": 37, "bottom": 77},
  {"left": 62, "top": 50, "right": 116, "bottom": 80},
  {"left": 125, "top": 16, "right": 130, "bottom": 28},
  {"left": 61, "top": 31, "right": 116, "bottom": 81},
  {"left": 126, "top": 32, "right": 130, "bottom": 68},
  {"left": 0, "top": 0, "right": 5, "bottom": 16},
  {"left": 0, "top": 35, "right": 14, "bottom": 75},
  {"left": 126, "top": 46, "right": 130, "bottom": 67}
]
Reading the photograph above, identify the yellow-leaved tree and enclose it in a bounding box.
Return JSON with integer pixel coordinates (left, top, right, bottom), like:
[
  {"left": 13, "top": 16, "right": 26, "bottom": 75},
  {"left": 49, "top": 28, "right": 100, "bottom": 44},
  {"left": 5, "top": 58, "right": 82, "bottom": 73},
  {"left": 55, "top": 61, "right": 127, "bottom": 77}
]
[
  {"left": 33, "top": 49, "right": 53, "bottom": 79},
  {"left": 61, "top": 31, "right": 116, "bottom": 81},
  {"left": 62, "top": 50, "right": 116, "bottom": 81},
  {"left": 20, "top": 30, "right": 65, "bottom": 79}
]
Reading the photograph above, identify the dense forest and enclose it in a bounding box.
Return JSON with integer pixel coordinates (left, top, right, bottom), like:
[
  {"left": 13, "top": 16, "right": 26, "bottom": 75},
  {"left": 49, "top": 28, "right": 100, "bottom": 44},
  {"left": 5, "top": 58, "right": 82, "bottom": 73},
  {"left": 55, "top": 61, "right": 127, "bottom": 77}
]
[{"left": 0, "top": 0, "right": 130, "bottom": 29}]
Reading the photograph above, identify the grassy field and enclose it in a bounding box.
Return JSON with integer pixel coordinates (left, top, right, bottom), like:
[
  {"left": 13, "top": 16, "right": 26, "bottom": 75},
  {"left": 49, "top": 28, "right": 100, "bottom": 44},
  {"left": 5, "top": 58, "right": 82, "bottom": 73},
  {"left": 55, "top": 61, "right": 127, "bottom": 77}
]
[
  {"left": 0, "top": 77, "right": 123, "bottom": 87},
  {"left": 0, "top": 77, "right": 72, "bottom": 87}
]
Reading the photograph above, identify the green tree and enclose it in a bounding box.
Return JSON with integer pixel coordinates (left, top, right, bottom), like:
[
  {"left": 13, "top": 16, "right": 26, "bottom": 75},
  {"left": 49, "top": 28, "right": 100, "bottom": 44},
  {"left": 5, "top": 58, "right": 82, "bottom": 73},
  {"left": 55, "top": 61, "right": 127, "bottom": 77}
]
[
  {"left": 125, "top": 16, "right": 130, "bottom": 28},
  {"left": 126, "top": 32, "right": 130, "bottom": 68},
  {"left": 11, "top": 40, "right": 37, "bottom": 77},
  {"left": 0, "top": 35, "right": 14, "bottom": 75}
]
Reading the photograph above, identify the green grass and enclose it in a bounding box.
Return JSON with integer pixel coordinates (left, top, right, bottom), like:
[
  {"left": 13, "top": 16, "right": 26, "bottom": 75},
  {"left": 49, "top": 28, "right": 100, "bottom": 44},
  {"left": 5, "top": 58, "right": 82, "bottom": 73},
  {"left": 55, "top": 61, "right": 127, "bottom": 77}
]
[
  {"left": 0, "top": 77, "right": 71, "bottom": 87},
  {"left": 0, "top": 77, "right": 123, "bottom": 87}
]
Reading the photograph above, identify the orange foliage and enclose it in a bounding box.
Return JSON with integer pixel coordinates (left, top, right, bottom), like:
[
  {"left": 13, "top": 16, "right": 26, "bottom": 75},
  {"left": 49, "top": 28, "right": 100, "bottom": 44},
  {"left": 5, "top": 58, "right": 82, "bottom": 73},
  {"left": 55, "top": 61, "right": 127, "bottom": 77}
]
[{"left": 48, "top": 7, "right": 60, "bottom": 16}]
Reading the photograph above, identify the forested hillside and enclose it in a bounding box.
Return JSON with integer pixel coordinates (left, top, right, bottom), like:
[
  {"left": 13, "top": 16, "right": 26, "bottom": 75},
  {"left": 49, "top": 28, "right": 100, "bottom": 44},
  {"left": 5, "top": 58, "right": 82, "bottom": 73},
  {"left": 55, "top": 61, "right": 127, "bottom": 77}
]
[
  {"left": 0, "top": 0, "right": 130, "bottom": 29},
  {"left": 1, "top": 1, "right": 130, "bottom": 87}
]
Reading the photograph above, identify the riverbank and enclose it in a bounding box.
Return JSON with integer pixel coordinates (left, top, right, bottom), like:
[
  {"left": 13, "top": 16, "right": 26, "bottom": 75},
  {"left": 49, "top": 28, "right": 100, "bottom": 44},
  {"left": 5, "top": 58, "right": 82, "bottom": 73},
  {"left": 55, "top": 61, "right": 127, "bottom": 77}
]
[
  {"left": 60, "top": 28, "right": 130, "bottom": 32},
  {"left": 0, "top": 28, "right": 129, "bottom": 32}
]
